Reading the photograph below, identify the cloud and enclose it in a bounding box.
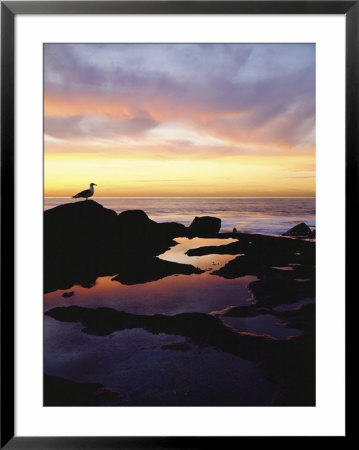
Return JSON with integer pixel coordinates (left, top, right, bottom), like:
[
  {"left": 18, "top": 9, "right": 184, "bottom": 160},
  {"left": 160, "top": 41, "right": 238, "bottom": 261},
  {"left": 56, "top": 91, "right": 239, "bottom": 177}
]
[
  {"left": 44, "top": 115, "right": 158, "bottom": 140},
  {"left": 44, "top": 43, "right": 315, "bottom": 154}
]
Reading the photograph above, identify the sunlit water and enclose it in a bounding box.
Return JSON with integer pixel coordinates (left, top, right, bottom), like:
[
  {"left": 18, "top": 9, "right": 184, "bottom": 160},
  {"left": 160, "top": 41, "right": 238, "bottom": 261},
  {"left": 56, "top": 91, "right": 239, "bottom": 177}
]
[{"left": 44, "top": 197, "right": 315, "bottom": 235}]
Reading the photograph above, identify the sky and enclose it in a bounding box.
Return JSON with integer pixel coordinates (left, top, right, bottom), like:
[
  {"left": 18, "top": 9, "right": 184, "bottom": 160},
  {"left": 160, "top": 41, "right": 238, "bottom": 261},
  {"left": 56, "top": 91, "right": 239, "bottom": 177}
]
[{"left": 44, "top": 43, "right": 315, "bottom": 197}]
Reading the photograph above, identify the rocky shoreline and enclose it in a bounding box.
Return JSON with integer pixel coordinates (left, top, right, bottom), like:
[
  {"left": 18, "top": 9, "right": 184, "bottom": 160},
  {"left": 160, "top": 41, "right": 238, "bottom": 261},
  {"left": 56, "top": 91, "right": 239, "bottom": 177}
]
[
  {"left": 44, "top": 200, "right": 315, "bottom": 406},
  {"left": 44, "top": 200, "right": 315, "bottom": 292}
]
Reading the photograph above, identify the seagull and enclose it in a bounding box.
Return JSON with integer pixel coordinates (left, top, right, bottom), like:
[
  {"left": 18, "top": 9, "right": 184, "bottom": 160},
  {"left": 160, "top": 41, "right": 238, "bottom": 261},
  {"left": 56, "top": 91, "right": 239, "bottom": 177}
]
[{"left": 72, "top": 183, "right": 97, "bottom": 200}]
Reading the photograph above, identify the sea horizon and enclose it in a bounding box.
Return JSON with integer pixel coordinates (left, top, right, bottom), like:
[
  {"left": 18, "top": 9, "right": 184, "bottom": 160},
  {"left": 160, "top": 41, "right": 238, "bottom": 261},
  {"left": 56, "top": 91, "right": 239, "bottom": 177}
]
[{"left": 45, "top": 196, "right": 316, "bottom": 198}]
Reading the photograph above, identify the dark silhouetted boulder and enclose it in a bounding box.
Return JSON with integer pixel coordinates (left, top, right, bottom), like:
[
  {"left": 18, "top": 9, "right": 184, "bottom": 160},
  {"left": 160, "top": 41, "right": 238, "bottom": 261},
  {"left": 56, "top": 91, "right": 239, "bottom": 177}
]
[
  {"left": 158, "top": 222, "right": 187, "bottom": 239},
  {"left": 117, "top": 209, "right": 154, "bottom": 233},
  {"left": 44, "top": 201, "right": 119, "bottom": 292},
  {"left": 44, "top": 200, "right": 118, "bottom": 256},
  {"left": 111, "top": 257, "right": 203, "bottom": 285},
  {"left": 44, "top": 200, "right": 189, "bottom": 292},
  {"left": 282, "top": 223, "right": 314, "bottom": 238},
  {"left": 44, "top": 374, "right": 123, "bottom": 406},
  {"left": 117, "top": 210, "right": 187, "bottom": 244},
  {"left": 188, "top": 216, "right": 221, "bottom": 237}
]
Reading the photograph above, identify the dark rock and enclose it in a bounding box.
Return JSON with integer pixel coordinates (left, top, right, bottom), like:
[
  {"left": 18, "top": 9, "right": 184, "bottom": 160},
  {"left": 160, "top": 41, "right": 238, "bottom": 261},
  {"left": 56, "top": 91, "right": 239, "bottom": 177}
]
[
  {"left": 287, "top": 264, "right": 315, "bottom": 279},
  {"left": 186, "top": 239, "right": 249, "bottom": 256},
  {"left": 208, "top": 232, "right": 315, "bottom": 279},
  {"left": 117, "top": 210, "right": 187, "bottom": 240},
  {"left": 62, "top": 291, "right": 74, "bottom": 298},
  {"left": 247, "top": 278, "right": 315, "bottom": 307},
  {"left": 188, "top": 216, "right": 221, "bottom": 237},
  {"left": 44, "top": 200, "right": 118, "bottom": 264},
  {"left": 158, "top": 222, "right": 187, "bottom": 239},
  {"left": 44, "top": 201, "right": 189, "bottom": 293},
  {"left": 44, "top": 374, "right": 123, "bottom": 406},
  {"left": 45, "top": 305, "right": 273, "bottom": 348},
  {"left": 111, "top": 257, "right": 203, "bottom": 285},
  {"left": 190, "top": 232, "right": 314, "bottom": 261},
  {"left": 212, "top": 305, "right": 271, "bottom": 318},
  {"left": 117, "top": 209, "right": 153, "bottom": 229},
  {"left": 212, "top": 255, "right": 267, "bottom": 278},
  {"left": 44, "top": 201, "right": 118, "bottom": 292},
  {"left": 276, "top": 303, "right": 315, "bottom": 331},
  {"left": 212, "top": 301, "right": 315, "bottom": 333},
  {"left": 282, "top": 222, "right": 314, "bottom": 238},
  {"left": 116, "top": 209, "right": 187, "bottom": 256}
]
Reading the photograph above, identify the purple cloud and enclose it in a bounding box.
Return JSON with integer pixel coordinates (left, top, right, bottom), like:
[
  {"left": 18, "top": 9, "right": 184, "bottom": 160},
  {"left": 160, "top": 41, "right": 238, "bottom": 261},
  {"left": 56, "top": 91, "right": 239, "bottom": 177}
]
[{"left": 44, "top": 44, "right": 315, "bottom": 150}]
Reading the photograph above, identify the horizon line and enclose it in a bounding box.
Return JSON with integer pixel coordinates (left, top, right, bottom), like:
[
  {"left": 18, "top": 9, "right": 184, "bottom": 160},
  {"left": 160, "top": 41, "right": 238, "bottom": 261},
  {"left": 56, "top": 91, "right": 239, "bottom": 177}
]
[{"left": 44, "top": 196, "right": 316, "bottom": 199}]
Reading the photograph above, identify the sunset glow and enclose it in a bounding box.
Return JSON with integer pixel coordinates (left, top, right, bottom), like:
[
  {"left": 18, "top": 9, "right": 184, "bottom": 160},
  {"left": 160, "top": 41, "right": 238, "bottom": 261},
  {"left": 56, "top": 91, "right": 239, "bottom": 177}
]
[{"left": 44, "top": 44, "right": 315, "bottom": 197}]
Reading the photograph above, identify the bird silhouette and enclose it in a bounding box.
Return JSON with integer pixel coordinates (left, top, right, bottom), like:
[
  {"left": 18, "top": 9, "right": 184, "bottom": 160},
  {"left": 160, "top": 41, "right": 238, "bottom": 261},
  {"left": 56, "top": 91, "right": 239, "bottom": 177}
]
[{"left": 72, "top": 183, "right": 97, "bottom": 200}]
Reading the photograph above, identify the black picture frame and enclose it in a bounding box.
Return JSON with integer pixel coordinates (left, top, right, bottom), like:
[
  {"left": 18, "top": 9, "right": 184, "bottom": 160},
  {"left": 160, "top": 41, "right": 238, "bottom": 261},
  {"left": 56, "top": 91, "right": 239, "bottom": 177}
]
[{"left": 1, "top": 1, "right": 354, "bottom": 447}]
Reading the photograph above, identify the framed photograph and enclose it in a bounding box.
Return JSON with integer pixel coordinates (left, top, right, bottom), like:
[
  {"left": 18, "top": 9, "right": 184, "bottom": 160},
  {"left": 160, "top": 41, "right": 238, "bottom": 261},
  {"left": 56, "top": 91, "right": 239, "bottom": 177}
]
[{"left": 1, "top": 1, "right": 353, "bottom": 446}]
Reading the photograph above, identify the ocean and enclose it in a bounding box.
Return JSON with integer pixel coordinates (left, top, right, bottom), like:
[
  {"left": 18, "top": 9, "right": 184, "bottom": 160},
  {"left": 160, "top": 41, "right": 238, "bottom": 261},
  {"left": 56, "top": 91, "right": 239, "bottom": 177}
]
[{"left": 44, "top": 197, "right": 315, "bottom": 236}]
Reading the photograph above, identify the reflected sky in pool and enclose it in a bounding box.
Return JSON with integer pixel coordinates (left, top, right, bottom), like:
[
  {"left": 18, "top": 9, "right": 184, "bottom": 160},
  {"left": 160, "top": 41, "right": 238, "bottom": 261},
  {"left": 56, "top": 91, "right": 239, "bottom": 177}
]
[
  {"left": 44, "top": 235, "right": 310, "bottom": 405},
  {"left": 44, "top": 237, "right": 255, "bottom": 315}
]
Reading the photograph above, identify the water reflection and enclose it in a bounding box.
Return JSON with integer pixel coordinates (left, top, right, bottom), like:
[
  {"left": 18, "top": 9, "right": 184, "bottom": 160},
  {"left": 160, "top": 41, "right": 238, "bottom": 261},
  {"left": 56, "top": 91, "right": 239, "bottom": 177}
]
[
  {"left": 159, "top": 237, "right": 238, "bottom": 270},
  {"left": 44, "top": 237, "right": 253, "bottom": 315},
  {"left": 44, "top": 235, "right": 314, "bottom": 406},
  {"left": 44, "top": 273, "right": 256, "bottom": 315},
  {"left": 222, "top": 315, "right": 301, "bottom": 339},
  {"left": 44, "top": 317, "right": 277, "bottom": 406}
]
